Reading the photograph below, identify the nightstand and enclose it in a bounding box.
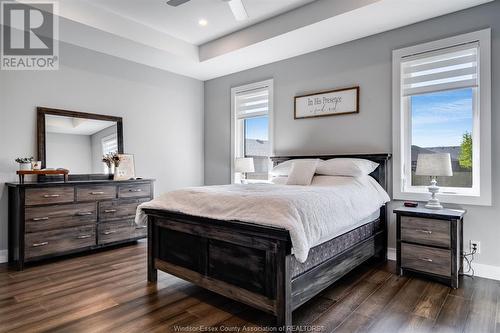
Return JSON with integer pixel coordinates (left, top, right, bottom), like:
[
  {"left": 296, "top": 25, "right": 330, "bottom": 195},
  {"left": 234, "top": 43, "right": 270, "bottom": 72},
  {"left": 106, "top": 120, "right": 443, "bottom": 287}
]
[{"left": 394, "top": 206, "right": 466, "bottom": 289}]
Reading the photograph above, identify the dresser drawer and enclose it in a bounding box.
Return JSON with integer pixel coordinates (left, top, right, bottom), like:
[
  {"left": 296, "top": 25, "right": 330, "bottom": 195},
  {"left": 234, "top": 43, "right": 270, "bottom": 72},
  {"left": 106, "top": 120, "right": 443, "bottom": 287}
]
[
  {"left": 25, "top": 224, "right": 96, "bottom": 259},
  {"left": 76, "top": 185, "right": 116, "bottom": 202},
  {"left": 401, "top": 243, "right": 451, "bottom": 277},
  {"left": 98, "top": 220, "right": 135, "bottom": 245},
  {"left": 99, "top": 198, "right": 149, "bottom": 222},
  {"left": 25, "top": 187, "right": 74, "bottom": 206},
  {"left": 118, "top": 183, "right": 151, "bottom": 198},
  {"left": 25, "top": 202, "right": 97, "bottom": 232},
  {"left": 401, "top": 216, "right": 450, "bottom": 247}
]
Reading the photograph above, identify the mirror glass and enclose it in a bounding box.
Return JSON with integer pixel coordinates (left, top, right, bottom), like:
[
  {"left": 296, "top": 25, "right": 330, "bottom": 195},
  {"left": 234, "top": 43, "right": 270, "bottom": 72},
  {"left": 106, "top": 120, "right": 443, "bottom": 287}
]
[{"left": 45, "top": 115, "right": 118, "bottom": 174}]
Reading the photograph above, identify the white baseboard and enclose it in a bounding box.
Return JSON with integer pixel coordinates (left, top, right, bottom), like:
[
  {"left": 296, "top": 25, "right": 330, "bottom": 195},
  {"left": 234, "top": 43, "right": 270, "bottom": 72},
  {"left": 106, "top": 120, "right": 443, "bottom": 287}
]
[
  {"left": 387, "top": 247, "right": 500, "bottom": 281},
  {"left": 0, "top": 250, "right": 7, "bottom": 264},
  {"left": 462, "top": 262, "right": 500, "bottom": 281}
]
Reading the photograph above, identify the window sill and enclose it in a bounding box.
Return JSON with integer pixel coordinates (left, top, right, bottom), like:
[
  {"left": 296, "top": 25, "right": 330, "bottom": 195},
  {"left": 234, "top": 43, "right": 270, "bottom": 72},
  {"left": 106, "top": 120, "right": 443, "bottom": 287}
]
[{"left": 394, "top": 191, "right": 491, "bottom": 206}]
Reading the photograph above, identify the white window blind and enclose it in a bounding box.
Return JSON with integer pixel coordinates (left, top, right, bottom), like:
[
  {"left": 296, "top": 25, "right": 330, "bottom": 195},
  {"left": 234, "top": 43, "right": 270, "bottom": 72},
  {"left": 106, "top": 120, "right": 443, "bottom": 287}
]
[
  {"left": 402, "top": 42, "right": 478, "bottom": 96},
  {"left": 235, "top": 87, "right": 269, "bottom": 119},
  {"left": 102, "top": 134, "right": 118, "bottom": 155}
]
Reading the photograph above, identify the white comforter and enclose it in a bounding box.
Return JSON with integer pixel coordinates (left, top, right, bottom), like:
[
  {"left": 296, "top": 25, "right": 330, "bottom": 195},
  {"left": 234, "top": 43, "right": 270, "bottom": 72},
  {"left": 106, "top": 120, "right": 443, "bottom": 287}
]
[{"left": 135, "top": 176, "right": 390, "bottom": 263}]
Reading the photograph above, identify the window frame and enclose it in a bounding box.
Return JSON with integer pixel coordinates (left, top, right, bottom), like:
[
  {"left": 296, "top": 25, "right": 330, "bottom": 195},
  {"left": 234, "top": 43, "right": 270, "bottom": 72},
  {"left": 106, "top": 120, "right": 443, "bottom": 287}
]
[
  {"left": 230, "top": 79, "right": 274, "bottom": 184},
  {"left": 392, "top": 29, "right": 491, "bottom": 206}
]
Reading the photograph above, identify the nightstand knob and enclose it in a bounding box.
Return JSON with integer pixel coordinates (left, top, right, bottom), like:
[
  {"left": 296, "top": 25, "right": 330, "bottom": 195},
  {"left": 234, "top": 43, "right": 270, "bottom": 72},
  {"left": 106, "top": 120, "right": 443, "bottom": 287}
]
[{"left": 416, "top": 229, "right": 432, "bottom": 234}]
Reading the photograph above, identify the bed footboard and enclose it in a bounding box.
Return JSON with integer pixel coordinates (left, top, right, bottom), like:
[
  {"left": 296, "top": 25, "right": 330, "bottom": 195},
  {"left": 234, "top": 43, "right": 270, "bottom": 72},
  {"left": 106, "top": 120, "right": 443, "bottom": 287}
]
[
  {"left": 145, "top": 210, "right": 293, "bottom": 325},
  {"left": 144, "top": 207, "right": 387, "bottom": 328}
]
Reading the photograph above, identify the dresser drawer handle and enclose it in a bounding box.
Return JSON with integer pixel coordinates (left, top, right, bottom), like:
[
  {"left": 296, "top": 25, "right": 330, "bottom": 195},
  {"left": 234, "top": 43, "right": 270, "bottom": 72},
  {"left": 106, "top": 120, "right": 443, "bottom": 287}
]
[
  {"left": 76, "top": 234, "right": 92, "bottom": 239},
  {"left": 135, "top": 226, "right": 147, "bottom": 229},
  {"left": 419, "top": 258, "right": 434, "bottom": 262},
  {"left": 104, "top": 209, "right": 117, "bottom": 213},
  {"left": 102, "top": 230, "right": 117, "bottom": 235},
  {"left": 76, "top": 212, "right": 93, "bottom": 216},
  {"left": 32, "top": 241, "right": 49, "bottom": 247},
  {"left": 90, "top": 191, "right": 105, "bottom": 195},
  {"left": 43, "top": 194, "right": 60, "bottom": 198},
  {"left": 416, "top": 229, "right": 433, "bottom": 234},
  {"left": 129, "top": 189, "right": 143, "bottom": 192},
  {"left": 33, "top": 217, "right": 49, "bottom": 221}
]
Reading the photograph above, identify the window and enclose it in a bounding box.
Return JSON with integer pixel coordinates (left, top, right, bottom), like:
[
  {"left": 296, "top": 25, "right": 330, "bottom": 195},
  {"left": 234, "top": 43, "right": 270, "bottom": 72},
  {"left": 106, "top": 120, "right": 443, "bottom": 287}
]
[
  {"left": 102, "top": 133, "right": 118, "bottom": 155},
  {"left": 231, "top": 79, "right": 273, "bottom": 183},
  {"left": 393, "top": 29, "right": 491, "bottom": 206}
]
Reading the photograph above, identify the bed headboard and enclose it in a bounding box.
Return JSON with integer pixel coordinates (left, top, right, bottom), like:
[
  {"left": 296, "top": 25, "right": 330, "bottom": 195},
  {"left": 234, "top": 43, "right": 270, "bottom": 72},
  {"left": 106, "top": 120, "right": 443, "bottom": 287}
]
[{"left": 270, "top": 153, "right": 391, "bottom": 191}]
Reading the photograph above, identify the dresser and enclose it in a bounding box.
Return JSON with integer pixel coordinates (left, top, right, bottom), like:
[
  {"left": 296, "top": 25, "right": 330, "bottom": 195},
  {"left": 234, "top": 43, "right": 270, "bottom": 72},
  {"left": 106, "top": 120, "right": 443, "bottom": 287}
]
[
  {"left": 395, "top": 206, "right": 465, "bottom": 288},
  {"left": 7, "top": 179, "right": 154, "bottom": 270}
]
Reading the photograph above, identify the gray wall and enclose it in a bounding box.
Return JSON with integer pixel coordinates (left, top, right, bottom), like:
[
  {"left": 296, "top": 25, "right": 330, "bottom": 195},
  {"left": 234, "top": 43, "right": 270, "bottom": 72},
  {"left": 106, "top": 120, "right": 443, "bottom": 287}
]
[
  {"left": 204, "top": 2, "right": 500, "bottom": 267},
  {"left": 90, "top": 125, "right": 118, "bottom": 173},
  {"left": 46, "top": 132, "right": 93, "bottom": 173},
  {"left": 0, "top": 42, "right": 204, "bottom": 253}
]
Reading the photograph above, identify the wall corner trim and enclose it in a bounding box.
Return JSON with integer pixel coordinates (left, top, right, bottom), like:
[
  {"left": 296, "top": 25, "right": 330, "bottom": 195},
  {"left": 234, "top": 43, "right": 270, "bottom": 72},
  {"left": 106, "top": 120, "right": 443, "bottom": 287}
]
[{"left": 0, "top": 250, "right": 7, "bottom": 264}]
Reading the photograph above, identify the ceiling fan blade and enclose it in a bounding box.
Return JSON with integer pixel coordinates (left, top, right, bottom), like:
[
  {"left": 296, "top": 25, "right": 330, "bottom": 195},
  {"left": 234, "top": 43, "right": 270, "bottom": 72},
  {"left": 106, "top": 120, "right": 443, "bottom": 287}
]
[
  {"left": 227, "top": 0, "right": 248, "bottom": 21},
  {"left": 166, "top": 0, "right": 191, "bottom": 7}
]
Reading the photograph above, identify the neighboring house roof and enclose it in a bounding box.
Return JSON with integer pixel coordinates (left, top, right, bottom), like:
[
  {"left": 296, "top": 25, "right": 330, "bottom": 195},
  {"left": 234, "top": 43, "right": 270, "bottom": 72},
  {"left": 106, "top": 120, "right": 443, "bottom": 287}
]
[
  {"left": 411, "top": 145, "right": 467, "bottom": 172},
  {"left": 411, "top": 145, "right": 461, "bottom": 162}
]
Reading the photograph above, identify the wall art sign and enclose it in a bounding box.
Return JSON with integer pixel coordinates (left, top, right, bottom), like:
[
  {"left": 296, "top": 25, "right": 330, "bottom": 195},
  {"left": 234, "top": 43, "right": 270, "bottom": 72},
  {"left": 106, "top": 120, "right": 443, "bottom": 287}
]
[
  {"left": 114, "top": 154, "right": 135, "bottom": 180},
  {"left": 294, "top": 86, "right": 359, "bottom": 119}
]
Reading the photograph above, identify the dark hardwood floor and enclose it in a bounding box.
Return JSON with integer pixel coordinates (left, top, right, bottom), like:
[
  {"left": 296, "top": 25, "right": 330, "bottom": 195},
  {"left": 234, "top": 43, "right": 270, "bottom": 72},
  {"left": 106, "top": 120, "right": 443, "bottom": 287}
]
[{"left": 1, "top": 241, "right": 498, "bottom": 332}]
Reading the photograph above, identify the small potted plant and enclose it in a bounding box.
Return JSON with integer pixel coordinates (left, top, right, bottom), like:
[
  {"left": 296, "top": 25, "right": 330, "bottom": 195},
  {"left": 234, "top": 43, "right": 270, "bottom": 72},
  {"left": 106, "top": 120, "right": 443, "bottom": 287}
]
[
  {"left": 102, "top": 152, "right": 121, "bottom": 174},
  {"left": 112, "top": 153, "right": 121, "bottom": 168},
  {"left": 102, "top": 154, "right": 114, "bottom": 174},
  {"left": 15, "top": 157, "right": 34, "bottom": 171}
]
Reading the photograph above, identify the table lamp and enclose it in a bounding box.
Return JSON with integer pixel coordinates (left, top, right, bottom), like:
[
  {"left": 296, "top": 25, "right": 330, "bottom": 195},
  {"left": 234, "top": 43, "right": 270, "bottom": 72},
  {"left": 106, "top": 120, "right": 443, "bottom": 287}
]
[
  {"left": 415, "top": 153, "right": 453, "bottom": 210},
  {"left": 235, "top": 157, "right": 255, "bottom": 184}
]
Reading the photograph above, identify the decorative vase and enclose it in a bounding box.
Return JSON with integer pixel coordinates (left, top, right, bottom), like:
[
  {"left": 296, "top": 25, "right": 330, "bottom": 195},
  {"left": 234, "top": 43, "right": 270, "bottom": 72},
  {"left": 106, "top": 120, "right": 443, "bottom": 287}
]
[
  {"left": 19, "top": 163, "right": 32, "bottom": 171},
  {"left": 105, "top": 164, "right": 115, "bottom": 175}
]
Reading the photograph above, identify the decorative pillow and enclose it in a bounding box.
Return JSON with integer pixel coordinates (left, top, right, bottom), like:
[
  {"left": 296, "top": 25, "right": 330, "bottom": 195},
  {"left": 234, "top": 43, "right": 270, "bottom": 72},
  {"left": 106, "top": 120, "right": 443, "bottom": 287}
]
[
  {"left": 270, "top": 159, "right": 318, "bottom": 176},
  {"left": 286, "top": 160, "right": 319, "bottom": 185},
  {"left": 316, "top": 158, "right": 379, "bottom": 177}
]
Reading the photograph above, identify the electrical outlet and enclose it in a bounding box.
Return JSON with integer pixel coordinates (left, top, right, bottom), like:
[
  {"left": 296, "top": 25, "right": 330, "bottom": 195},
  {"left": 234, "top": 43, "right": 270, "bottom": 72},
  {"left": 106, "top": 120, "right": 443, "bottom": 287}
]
[{"left": 470, "top": 240, "right": 481, "bottom": 254}]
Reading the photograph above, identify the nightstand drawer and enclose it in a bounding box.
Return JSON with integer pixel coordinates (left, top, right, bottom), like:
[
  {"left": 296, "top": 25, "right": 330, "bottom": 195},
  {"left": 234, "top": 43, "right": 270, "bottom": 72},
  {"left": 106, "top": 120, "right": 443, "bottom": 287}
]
[
  {"left": 401, "top": 216, "right": 450, "bottom": 247},
  {"left": 401, "top": 243, "right": 451, "bottom": 277}
]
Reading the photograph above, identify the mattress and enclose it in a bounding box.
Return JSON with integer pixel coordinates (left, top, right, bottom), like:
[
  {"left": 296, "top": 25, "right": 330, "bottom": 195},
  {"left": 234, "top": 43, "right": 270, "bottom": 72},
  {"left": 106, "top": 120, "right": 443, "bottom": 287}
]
[
  {"left": 290, "top": 212, "right": 382, "bottom": 277},
  {"left": 136, "top": 175, "right": 390, "bottom": 263}
]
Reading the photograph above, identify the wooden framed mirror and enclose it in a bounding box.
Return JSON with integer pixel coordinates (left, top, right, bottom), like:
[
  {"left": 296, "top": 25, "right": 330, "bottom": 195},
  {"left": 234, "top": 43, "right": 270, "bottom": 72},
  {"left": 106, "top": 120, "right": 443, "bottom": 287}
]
[{"left": 37, "top": 107, "right": 123, "bottom": 181}]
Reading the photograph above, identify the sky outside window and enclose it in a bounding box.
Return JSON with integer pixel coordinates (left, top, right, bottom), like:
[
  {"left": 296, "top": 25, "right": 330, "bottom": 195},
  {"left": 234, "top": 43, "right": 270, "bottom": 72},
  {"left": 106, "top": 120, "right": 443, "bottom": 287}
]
[{"left": 411, "top": 88, "right": 473, "bottom": 148}]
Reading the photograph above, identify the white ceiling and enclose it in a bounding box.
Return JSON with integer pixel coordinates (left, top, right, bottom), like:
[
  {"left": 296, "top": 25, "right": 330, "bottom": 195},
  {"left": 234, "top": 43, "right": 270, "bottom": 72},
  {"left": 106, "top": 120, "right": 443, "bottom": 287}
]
[
  {"left": 42, "top": 0, "right": 493, "bottom": 80},
  {"left": 46, "top": 115, "right": 116, "bottom": 135},
  {"left": 84, "top": 0, "right": 316, "bottom": 45}
]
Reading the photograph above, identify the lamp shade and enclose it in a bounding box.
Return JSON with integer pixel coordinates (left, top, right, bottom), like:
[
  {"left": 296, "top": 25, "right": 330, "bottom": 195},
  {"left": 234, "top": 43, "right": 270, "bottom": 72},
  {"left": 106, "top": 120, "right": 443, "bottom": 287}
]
[
  {"left": 415, "top": 153, "right": 453, "bottom": 177},
  {"left": 234, "top": 157, "right": 255, "bottom": 173}
]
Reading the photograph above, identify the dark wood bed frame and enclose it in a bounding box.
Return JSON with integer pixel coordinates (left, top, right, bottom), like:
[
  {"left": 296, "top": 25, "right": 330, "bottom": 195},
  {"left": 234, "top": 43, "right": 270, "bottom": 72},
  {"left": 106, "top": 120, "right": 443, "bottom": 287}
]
[{"left": 144, "top": 153, "right": 391, "bottom": 328}]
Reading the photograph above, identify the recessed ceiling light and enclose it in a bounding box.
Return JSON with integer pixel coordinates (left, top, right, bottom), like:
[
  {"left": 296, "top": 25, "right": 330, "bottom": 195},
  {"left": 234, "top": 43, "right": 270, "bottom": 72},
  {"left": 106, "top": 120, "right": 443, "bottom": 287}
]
[{"left": 198, "top": 19, "right": 208, "bottom": 26}]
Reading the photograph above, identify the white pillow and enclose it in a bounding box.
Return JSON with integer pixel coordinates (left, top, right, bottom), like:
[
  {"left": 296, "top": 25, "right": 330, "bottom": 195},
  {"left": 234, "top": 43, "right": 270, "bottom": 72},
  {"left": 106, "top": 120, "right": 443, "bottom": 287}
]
[
  {"left": 270, "top": 159, "right": 318, "bottom": 176},
  {"left": 316, "top": 158, "right": 379, "bottom": 177},
  {"left": 286, "top": 160, "right": 319, "bottom": 185}
]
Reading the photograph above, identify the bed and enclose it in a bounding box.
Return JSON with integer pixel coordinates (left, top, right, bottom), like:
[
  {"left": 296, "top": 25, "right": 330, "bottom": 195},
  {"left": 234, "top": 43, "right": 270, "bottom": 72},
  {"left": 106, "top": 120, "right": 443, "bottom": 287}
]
[{"left": 141, "top": 153, "right": 391, "bottom": 327}]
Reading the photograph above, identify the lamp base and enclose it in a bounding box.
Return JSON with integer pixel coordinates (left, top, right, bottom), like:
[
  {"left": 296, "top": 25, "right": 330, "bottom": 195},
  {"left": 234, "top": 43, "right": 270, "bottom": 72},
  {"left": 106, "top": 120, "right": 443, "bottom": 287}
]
[
  {"left": 425, "top": 178, "right": 443, "bottom": 210},
  {"left": 425, "top": 199, "right": 443, "bottom": 210}
]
